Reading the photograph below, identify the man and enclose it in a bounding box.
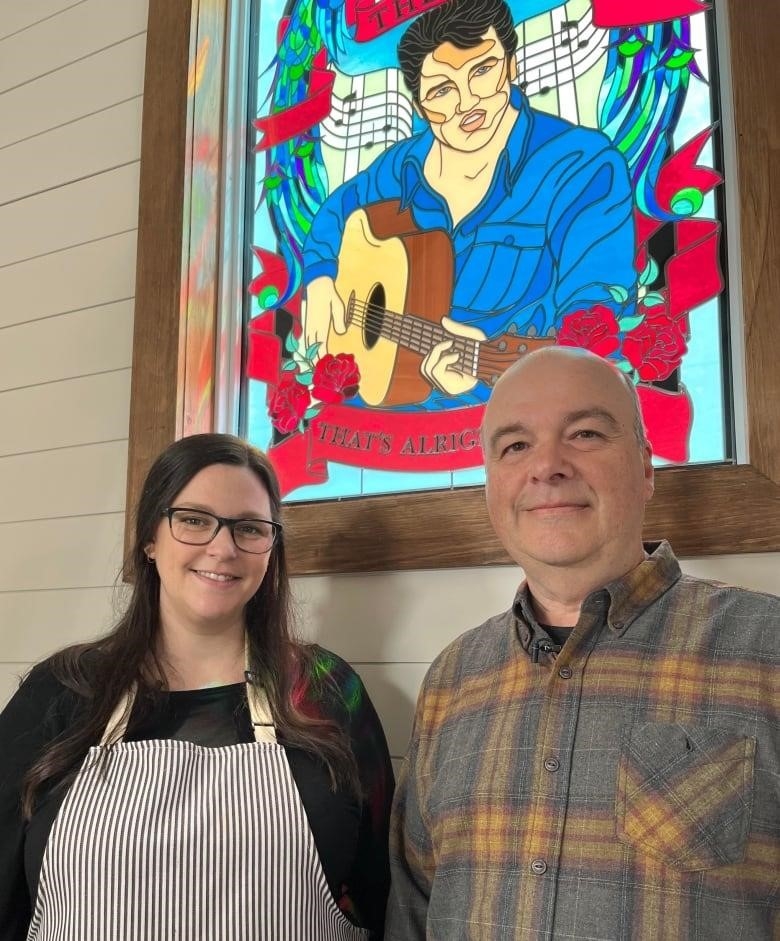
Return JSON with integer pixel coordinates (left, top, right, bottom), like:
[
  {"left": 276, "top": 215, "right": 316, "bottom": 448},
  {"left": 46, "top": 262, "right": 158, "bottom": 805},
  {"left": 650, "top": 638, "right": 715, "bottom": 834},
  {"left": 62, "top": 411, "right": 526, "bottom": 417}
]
[
  {"left": 385, "top": 347, "right": 779, "bottom": 939},
  {"left": 303, "top": 0, "right": 635, "bottom": 407}
]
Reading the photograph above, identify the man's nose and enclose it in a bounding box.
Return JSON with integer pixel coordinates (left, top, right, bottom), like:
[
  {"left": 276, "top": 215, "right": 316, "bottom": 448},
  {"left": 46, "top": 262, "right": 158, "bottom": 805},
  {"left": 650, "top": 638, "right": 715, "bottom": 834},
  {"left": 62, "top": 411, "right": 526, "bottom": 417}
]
[
  {"left": 528, "top": 440, "right": 573, "bottom": 481},
  {"left": 456, "top": 80, "right": 480, "bottom": 113}
]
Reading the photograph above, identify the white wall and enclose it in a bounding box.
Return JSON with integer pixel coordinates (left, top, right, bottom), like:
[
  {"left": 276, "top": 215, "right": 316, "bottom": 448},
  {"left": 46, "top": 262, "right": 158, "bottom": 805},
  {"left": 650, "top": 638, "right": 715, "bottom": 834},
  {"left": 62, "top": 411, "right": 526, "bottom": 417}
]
[
  {"left": 0, "top": 0, "right": 147, "bottom": 699},
  {"left": 0, "top": 1, "right": 777, "bottom": 770}
]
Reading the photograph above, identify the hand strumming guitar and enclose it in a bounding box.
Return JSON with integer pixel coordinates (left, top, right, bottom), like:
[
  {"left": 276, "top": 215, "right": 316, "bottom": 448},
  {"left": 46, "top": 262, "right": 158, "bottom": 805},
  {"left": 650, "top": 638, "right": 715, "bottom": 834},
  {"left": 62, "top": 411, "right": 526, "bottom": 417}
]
[
  {"left": 420, "top": 316, "right": 487, "bottom": 396},
  {"left": 303, "top": 276, "right": 347, "bottom": 351}
]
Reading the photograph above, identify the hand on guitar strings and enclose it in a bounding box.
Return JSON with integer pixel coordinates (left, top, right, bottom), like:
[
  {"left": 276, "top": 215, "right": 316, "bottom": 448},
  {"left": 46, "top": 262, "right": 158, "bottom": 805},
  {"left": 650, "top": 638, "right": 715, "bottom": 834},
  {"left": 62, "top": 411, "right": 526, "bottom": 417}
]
[{"left": 420, "top": 316, "right": 486, "bottom": 396}]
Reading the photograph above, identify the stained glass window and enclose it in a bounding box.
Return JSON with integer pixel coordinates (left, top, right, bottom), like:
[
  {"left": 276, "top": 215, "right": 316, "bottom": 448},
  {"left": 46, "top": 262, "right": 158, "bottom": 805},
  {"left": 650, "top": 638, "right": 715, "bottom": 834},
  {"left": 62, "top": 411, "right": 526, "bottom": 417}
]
[{"left": 240, "top": 0, "right": 732, "bottom": 502}]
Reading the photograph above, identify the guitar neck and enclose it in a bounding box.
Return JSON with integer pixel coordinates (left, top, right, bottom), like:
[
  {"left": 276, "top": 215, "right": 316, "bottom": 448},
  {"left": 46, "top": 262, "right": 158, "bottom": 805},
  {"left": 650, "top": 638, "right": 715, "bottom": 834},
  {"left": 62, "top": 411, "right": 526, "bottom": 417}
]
[
  {"left": 371, "top": 308, "right": 480, "bottom": 376},
  {"left": 348, "top": 301, "right": 553, "bottom": 385}
]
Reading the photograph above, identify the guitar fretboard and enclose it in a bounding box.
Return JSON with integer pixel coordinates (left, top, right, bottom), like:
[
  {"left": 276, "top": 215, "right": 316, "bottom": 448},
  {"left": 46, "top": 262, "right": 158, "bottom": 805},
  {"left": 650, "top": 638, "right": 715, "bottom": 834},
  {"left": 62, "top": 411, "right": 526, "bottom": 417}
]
[{"left": 348, "top": 299, "right": 480, "bottom": 377}]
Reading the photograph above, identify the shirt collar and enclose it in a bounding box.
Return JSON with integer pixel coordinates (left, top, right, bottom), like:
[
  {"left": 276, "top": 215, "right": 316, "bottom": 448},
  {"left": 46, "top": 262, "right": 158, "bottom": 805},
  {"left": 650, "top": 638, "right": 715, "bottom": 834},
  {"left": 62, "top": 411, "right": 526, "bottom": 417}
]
[
  {"left": 400, "top": 85, "right": 533, "bottom": 209},
  {"left": 511, "top": 541, "right": 682, "bottom": 656}
]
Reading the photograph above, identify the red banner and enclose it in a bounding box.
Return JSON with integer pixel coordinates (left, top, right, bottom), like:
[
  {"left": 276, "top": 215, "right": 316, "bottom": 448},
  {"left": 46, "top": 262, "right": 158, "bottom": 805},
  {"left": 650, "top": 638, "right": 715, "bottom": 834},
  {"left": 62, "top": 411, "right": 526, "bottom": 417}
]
[
  {"left": 655, "top": 127, "right": 721, "bottom": 216},
  {"left": 253, "top": 49, "right": 333, "bottom": 151},
  {"left": 592, "top": 0, "right": 709, "bottom": 27},
  {"left": 637, "top": 384, "right": 692, "bottom": 464},
  {"left": 270, "top": 403, "right": 484, "bottom": 496},
  {"left": 667, "top": 219, "right": 722, "bottom": 319},
  {"left": 247, "top": 313, "right": 282, "bottom": 385},
  {"left": 347, "top": 0, "right": 449, "bottom": 42},
  {"left": 248, "top": 246, "right": 290, "bottom": 304}
]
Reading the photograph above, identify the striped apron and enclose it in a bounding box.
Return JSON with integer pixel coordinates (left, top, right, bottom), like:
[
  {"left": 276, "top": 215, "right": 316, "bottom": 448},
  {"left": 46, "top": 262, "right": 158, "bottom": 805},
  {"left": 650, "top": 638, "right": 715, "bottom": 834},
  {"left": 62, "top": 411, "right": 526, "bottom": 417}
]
[{"left": 27, "top": 681, "right": 369, "bottom": 941}]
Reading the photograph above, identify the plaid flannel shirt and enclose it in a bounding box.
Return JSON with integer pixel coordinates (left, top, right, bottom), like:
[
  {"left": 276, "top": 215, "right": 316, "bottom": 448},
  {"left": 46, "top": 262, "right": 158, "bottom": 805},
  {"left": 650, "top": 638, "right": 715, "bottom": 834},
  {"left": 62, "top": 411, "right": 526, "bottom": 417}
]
[{"left": 386, "top": 542, "right": 779, "bottom": 940}]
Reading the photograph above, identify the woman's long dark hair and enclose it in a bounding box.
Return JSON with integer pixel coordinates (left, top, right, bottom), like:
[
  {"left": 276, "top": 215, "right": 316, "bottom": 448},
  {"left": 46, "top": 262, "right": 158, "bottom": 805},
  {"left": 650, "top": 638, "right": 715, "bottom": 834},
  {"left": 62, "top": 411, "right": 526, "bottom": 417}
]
[{"left": 22, "top": 434, "right": 358, "bottom": 817}]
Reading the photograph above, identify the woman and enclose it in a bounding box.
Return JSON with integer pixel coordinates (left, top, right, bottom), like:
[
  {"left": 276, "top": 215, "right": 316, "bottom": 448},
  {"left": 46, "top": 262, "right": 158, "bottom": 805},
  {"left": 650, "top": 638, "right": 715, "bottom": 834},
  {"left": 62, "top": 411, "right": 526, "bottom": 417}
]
[{"left": 0, "top": 434, "right": 393, "bottom": 939}]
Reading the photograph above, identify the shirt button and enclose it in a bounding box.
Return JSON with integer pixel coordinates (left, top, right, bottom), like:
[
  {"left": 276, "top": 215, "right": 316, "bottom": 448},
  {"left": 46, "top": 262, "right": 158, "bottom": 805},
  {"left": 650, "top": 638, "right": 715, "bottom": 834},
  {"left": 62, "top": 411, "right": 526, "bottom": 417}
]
[
  {"left": 544, "top": 757, "right": 560, "bottom": 772},
  {"left": 530, "top": 858, "right": 548, "bottom": 875},
  {"left": 558, "top": 666, "right": 573, "bottom": 679}
]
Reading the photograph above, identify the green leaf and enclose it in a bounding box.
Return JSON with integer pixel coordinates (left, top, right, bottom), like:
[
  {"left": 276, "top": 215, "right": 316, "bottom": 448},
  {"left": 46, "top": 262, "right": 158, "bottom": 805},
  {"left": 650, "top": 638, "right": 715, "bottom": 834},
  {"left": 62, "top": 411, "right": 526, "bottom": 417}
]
[
  {"left": 284, "top": 331, "right": 299, "bottom": 353},
  {"left": 306, "top": 342, "right": 321, "bottom": 360},
  {"left": 608, "top": 285, "right": 629, "bottom": 304},
  {"left": 618, "top": 315, "right": 645, "bottom": 332},
  {"left": 296, "top": 371, "right": 313, "bottom": 385},
  {"left": 282, "top": 360, "right": 297, "bottom": 371},
  {"left": 616, "top": 359, "right": 635, "bottom": 374},
  {"left": 296, "top": 142, "right": 314, "bottom": 158},
  {"left": 642, "top": 291, "right": 665, "bottom": 307},
  {"left": 639, "top": 257, "right": 659, "bottom": 287},
  {"left": 303, "top": 407, "right": 320, "bottom": 420}
]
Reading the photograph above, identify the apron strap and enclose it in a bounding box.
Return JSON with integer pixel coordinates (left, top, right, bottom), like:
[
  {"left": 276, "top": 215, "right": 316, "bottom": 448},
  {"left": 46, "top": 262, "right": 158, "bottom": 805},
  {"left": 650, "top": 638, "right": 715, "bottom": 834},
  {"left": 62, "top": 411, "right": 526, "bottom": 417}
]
[
  {"left": 245, "top": 678, "right": 277, "bottom": 743},
  {"left": 99, "top": 686, "right": 136, "bottom": 746}
]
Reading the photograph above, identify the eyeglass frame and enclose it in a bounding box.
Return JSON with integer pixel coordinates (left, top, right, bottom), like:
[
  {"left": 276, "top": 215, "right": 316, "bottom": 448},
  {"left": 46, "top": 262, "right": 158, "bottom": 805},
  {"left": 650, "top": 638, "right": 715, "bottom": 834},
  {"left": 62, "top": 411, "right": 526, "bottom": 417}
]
[{"left": 161, "top": 506, "right": 283, "bottom": 554}]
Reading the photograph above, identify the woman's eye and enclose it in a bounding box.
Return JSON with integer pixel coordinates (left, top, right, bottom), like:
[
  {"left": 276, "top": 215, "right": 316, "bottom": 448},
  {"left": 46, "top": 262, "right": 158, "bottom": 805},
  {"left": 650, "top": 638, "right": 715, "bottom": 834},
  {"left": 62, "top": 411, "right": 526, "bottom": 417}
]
[{"left": 236, "top": 524, "right": 261, "bottom": 537}]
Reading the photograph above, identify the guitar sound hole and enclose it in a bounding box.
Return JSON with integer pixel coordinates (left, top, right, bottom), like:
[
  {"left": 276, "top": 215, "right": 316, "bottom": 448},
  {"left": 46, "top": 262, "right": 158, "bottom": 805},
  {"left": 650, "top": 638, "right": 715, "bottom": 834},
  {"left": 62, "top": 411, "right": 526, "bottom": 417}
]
[{"left": 363, "top": 284, "right": 385, "bottom": 350}]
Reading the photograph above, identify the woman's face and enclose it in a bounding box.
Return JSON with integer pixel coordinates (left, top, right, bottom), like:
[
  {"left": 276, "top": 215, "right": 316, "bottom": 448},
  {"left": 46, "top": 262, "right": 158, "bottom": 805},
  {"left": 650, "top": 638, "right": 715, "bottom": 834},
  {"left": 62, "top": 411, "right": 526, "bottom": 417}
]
[{"left": 146, "top": 463, "right": 274, "bottom": 637}]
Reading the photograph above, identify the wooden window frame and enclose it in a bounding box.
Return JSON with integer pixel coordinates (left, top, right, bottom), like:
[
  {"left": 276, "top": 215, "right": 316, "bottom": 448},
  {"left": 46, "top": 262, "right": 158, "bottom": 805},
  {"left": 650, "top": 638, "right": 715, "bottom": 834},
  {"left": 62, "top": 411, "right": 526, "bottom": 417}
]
[{"left": 127, "top": 0, "right": 780, "bottom": 575}]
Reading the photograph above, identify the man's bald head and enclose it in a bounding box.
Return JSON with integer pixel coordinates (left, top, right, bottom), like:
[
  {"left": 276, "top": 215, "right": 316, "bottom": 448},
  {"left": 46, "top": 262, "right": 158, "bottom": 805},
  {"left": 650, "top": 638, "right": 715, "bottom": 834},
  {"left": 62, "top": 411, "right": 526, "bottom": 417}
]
[{"left": 483, "top": 347, "right": 648, "bottom": 451}]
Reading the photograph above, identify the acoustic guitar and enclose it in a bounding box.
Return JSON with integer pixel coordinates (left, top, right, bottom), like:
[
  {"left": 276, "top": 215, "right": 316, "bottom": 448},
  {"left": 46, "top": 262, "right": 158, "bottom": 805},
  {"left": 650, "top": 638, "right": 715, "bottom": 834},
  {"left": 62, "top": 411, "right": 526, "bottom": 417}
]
[{"left": 326, "top": 200, "right": 553, "bottom": 406}]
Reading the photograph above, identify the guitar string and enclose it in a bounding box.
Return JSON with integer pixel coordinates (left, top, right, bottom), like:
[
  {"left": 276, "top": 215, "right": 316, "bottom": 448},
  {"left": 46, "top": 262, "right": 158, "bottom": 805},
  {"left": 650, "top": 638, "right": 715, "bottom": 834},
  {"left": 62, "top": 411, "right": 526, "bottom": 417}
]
[
  {"left": 346, "top": 299, "right": 529, "bottom": 378},
  {"left": 347, "top": 299, "right": 479, "bottom": 376}
]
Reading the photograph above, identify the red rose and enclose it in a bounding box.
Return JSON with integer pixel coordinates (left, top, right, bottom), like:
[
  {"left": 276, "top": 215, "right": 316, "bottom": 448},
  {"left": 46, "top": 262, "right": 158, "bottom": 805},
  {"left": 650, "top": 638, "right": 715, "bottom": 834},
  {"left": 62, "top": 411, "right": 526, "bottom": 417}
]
[
  {"left": 556, "top": 305, "right": 621, "bottom": 358},
  {"left": 312, "top": 353, "right": 360, "bottom": 404},
  {"left": 623, "top": 306, "right": 688, "bottom": 381},
  {"left": 268, "top": 375, "right": 310, "bottom": 434}
]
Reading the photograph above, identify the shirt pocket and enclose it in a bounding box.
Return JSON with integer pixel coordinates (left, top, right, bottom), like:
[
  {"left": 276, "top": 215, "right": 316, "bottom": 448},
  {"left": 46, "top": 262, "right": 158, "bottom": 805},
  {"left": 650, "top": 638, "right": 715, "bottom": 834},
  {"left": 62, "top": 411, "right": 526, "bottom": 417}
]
[
  {"left": 457, "top": 222, "right": 548, "bottom": 313},
  {"left": 615, "top": 722, "right": 755, "bottom": 871}
]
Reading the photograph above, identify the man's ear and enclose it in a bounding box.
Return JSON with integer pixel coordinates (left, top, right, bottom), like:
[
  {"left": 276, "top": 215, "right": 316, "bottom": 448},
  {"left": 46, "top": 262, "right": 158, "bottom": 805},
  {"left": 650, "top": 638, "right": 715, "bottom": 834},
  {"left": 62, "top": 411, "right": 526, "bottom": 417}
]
[
  {"left": 509, "top": 56, "right": 518, "bottom": 82},
  {"left": 642, "top": 444, "right": 655, "bottom": 502}
]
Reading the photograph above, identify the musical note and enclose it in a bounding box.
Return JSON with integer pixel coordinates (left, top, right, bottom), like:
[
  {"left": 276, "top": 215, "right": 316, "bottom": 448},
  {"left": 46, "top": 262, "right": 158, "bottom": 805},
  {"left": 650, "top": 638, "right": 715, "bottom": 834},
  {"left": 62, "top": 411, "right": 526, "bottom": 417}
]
[
  {"left": 321, "top": 82, "right": 414, "bottom": 154},
  {"left": 513, "top": 7, "right": 606, "bottom": 100}
]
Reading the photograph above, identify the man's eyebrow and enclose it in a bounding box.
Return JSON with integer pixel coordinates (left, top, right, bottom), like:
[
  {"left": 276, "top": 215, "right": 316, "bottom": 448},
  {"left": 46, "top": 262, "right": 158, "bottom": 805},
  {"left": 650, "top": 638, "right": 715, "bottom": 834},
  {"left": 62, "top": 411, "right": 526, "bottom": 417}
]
[
  {"left": 564, "top": 407, "right": 621, "bottom": 430},
  {"left": 468, "top": 53, "right": 500, "bottom": 72},
  {"left": 485, "top": 421, "right": 531, "bottom": 450}
]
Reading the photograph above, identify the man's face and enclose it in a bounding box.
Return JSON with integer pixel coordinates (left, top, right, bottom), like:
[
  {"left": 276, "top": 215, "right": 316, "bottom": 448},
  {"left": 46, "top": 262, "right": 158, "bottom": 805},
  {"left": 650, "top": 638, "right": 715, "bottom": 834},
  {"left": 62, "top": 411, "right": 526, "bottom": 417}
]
[
  {"left": 482, "top": 351, "right": 654, "bottom": 584},
  {"left": 418, "top": 27, "right": 516, "bottom": 153}
]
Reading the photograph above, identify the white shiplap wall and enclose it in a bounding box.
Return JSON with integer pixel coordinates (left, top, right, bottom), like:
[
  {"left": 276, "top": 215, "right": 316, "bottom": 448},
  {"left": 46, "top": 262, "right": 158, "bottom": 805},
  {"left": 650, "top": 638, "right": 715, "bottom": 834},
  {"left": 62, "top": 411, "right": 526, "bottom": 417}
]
[
  {"left": 0, "top": 1, "right": 778, "bottom": 769},
  {"left": 0, "top": 0, "right": 147, "bottom": 701}
]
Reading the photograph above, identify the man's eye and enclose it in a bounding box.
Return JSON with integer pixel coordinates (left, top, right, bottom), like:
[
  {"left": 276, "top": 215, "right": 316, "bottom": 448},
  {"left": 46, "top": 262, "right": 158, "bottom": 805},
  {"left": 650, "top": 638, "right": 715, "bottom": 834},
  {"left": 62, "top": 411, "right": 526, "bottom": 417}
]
[
  {"left": 502, "top": 441, "right": 527, "bottom": 455},
  {"left": 473, "top": 64, "right": 492, "bottom": 77},
  {"left": 430, "top": 85, "right": 453, "bottom": 99},
  {"left": 573, "top": 429, "right": 602, "bottom": 440}
]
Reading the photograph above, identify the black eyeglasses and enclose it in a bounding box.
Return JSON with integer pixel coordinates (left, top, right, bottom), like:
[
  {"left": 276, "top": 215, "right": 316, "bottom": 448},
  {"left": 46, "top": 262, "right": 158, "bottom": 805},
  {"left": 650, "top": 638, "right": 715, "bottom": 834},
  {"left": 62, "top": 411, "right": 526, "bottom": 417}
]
[{"left": 163, "top": 507, "right": 282, "bottom": 554}]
